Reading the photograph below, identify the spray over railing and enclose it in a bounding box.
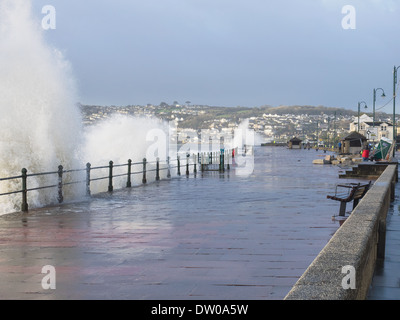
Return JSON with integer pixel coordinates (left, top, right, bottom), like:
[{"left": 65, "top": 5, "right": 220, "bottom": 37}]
[{"left": 0, "top": 149, "right": 237, "bottom": 213}]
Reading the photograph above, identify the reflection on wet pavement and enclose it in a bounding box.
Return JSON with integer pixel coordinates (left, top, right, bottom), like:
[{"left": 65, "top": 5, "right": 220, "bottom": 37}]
[{"left": 0, "top": 147, "right": 360, "bottom": 299}]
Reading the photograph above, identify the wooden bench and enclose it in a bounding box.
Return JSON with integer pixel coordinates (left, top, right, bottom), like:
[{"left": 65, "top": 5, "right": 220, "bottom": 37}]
[{"left": 327, "top": 181, "right": 371, "bottom": 216}]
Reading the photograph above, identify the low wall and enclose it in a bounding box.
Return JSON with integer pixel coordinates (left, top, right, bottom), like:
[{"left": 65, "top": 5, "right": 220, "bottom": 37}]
[
  {"left": 284, "top": 164, "right": 397, "bottom": 300},
  {"left": 339, "top": 162, "right": 398, "bottom": 181}
]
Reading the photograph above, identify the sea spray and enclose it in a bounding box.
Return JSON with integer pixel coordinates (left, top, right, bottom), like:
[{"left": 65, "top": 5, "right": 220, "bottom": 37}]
[
  {"left": 0, "top": 0, "right": 83, "bottom": 213},
  {"left": 82, "top": 114, "right": 170, "bottom": 193},
  {"left": 0, "top": 1, "right": 256, "bottom": 214}
]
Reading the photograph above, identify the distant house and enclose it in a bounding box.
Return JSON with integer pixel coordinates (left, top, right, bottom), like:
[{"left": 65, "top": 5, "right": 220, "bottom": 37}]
[
  {"left": 340, "top": 131, "right": 367, "bottom": 155},
  {"left": 350, "top": 114, "right": 394, "bottom": 141},
  {"left": 288, "top": 137, "right": 302, "bottom": 149}
]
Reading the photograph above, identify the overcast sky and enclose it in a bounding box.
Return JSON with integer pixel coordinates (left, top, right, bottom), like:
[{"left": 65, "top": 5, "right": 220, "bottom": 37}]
[{"left": 31, "top": 0, "right": 400, "bottom": 111}]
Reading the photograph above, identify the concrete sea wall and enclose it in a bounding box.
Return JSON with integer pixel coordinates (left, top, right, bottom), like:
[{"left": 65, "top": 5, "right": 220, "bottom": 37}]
[{"left": 284, "top": 164, "right": 397, "bottom": 300}]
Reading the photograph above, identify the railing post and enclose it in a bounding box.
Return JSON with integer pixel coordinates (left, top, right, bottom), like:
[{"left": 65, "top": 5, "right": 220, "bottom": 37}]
[
  {"left": 142, "top": 158, "right": 147, "bottom": 184},
  {"left": 127, "top": 159, "right": 132, "bottom": 187},
  {"left": 167, "top": 156, "right": 171, "bottom": 178},
  {"left": 193, "top": 154, "right": 197, "bottom": 174},
  {"left": 177, "top": 155, "right": 181, "bottom": 176},
  {"left": 108, "top": 160, "right": 113, "bottom": 192},
  {"left": 156, "top": 157, "right": 160, "bottom": 181},
  {"left": 57, "top": 165, "right": 64, "bottom": 203},
  {"left": 86, "top": 162, "right": 91, "bottom": 196},
  {"left": 21, "top": 168, "right": 28, "bottom": 212},
  {"left": 186, "top": 154, "right": 190, "bottom": 176}
]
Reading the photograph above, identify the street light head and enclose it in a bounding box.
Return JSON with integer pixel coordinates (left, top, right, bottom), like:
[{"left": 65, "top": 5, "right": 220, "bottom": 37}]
[
  {"left": 381, "top": 92, "right": 386, "bottom": 98},
  {"left": 359, "top": 101, "right": 367, "bottom": 109}
]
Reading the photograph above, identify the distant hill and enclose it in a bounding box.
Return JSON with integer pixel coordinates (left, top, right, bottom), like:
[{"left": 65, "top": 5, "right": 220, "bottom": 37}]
[
  {"left": 259, "top": 105, "right": 357, "bottom": 116},
  {"left": 80, "top": 103, "right": 390, "bottom": 130}
]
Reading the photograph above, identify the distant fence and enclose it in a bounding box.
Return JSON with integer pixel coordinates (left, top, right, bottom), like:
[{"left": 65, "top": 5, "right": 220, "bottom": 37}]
[{"left": 0, "top": 149, "right": 237, "bottom": 213}]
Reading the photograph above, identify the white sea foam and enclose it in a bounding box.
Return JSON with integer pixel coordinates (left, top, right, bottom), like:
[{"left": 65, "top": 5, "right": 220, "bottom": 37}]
[
  {"left": 0, "top": 1, "right": 173, "bottom": 214},
  {"left": 82, "top": 114, "right": 170, "bottom": 193},
  {"left": 0, "top": 0, "right": 255, "bottom": 215},
  {"left": 0, "top": 0, "right": 82, "bottom": 213}
]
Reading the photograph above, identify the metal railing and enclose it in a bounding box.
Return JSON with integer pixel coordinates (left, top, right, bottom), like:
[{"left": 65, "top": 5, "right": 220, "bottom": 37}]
[{"left": 0, "top": 149, "right": 235, "bottom": 213}]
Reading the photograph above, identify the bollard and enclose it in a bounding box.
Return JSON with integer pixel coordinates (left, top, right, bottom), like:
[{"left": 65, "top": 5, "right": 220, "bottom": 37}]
[
  {"left": 156, "top": 157, "right": 160, "bottom": 181},
  {"left": 57, "top": 165, "right": 64, "bottom": 203},
  {"left": 108, "top": 161, "right": 113, "bottom": 192},
  {"left": 177, "top": 155, "right": 181, "bottom": 176},
  {"left": 142, "top": 158, "right": 147, "bottom": 184},
  {"left": 21, "top": 168, "right": 28, "bottom": 212},
  {"left": 167, "top": 156, "right": 171, "bottom": 178},
  {"left": 86, "top": 163, "right": 91, "bottom": 196},
  {"left": 127, "top": 159, "right": 132, "bottom": 188}
]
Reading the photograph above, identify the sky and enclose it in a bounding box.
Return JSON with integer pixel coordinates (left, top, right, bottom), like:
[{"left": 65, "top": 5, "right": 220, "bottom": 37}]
[{"left": 30, "top": 0, "right": 400, "bottom": 112}]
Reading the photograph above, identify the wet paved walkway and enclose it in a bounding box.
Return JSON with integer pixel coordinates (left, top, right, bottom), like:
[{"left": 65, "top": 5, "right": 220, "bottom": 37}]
[
  {"left": 367, "top": 180, "right": 400, "bottom": 300},
  {"left": 0, "top": 148, "right": 350, "bottom": 300}
]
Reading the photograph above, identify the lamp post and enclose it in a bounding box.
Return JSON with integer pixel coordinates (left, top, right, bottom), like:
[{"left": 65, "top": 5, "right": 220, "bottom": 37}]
[
  {"left": 357, "top": 101, "right": 367, "bottom": 133},
  {"left": 393, "top": 66, "right": 400, "bottom": 157},
  {"left": 372, "top": 87, "right": 386, "bottom": 141},
  {"left": 327, "top": 117, "right": 330, "bottom": 149},
  {"left": 334, "top": 111, "right": 337, "bottom": 147}
]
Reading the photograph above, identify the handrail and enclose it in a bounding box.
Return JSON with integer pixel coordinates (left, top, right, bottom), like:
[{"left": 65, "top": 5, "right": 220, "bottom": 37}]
[
  {"left": 0, "top": 174, "right": 23, "bottom": 182},
  {"left": 0, "top": 148, "right": 236, "bottom": 212}
]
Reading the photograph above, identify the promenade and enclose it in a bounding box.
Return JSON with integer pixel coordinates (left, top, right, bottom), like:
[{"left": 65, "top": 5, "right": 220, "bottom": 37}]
[
  {"left": 367, "top": 180, "right": 400, "bottom": 299},
  {"left": 0, "top": 147, "right": 345, "bottom": 300}
]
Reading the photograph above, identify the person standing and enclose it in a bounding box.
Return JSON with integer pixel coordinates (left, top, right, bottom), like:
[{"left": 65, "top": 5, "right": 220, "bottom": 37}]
[{"left": 362, "top": 145, "right": 370, "bottom": 161}]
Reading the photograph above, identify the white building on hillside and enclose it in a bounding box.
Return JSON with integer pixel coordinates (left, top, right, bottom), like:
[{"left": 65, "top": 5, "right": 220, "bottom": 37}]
[{"left": 350, "top": 114, "right": 393, "bottom": 141}]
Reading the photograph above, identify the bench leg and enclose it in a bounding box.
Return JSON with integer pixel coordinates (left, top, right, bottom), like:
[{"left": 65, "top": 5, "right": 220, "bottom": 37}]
[
  {"left": 339, "top": 202, "right": 347, "bottom": 216},
  {"left": 353, "top": 199, "right": 359, "bottom": 210}
]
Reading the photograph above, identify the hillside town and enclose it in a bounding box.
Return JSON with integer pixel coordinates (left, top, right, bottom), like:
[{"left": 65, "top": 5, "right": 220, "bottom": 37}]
[{"left": 80, "top": 103, "right": 400, "bottom": 148}]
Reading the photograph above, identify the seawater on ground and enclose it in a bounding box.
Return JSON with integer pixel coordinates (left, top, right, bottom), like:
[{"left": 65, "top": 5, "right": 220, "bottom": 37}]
[
  {"left": 0, "top": 147, "right": 365, "bottom": 299},
  {"left": 367, "top": 180, "right": 400, "bottom": 300}
]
